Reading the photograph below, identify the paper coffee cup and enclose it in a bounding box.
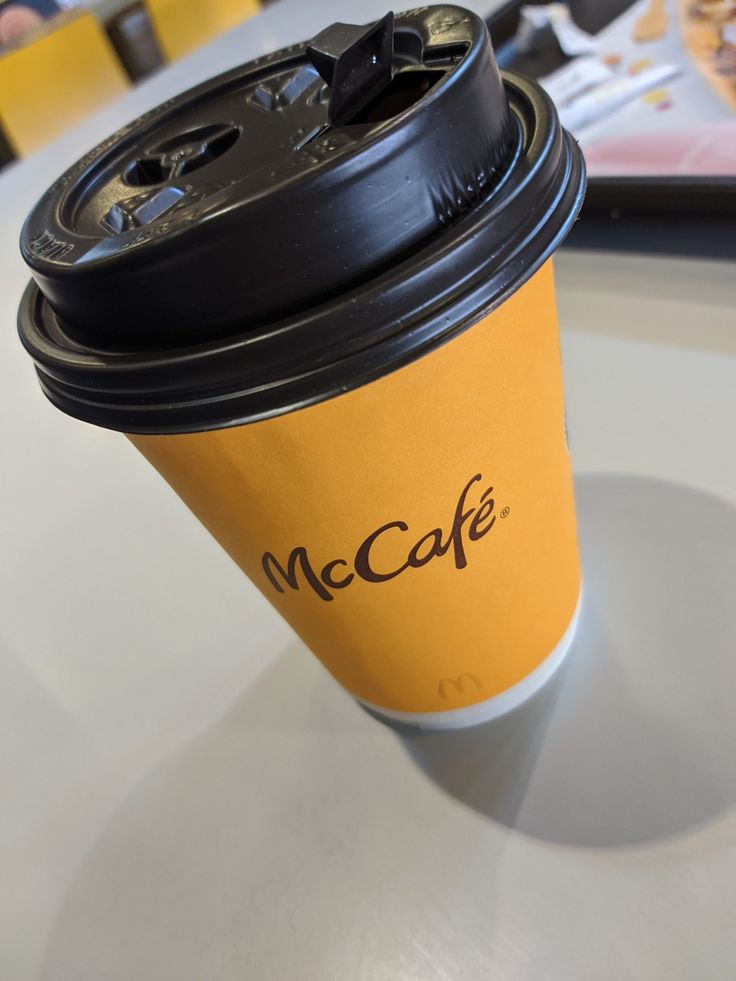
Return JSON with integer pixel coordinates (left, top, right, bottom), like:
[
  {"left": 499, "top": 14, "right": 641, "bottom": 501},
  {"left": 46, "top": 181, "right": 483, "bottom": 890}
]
[{"left": 18, "top": 7, "right": 586, "bottom": 728}]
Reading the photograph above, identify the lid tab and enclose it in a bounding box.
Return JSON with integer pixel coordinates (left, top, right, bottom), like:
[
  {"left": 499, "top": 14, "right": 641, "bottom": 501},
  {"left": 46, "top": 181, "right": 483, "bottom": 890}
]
[{"left": 307, "top": 12, "right": 395, "bottom": 125}]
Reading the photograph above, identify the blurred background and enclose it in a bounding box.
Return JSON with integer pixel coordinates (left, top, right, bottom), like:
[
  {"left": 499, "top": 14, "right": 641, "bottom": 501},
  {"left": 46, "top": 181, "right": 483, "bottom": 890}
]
[
  {"left": 0, "top": 0, "right": 266, "bottom": 160},
  {"left": 0, "top": 0, "right": 734, "bottom": 250}
]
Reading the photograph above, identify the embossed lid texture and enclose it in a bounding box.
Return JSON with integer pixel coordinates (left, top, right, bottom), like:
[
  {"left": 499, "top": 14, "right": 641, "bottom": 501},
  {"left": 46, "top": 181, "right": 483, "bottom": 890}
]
[{"left": 18, "top": 5, "right": 585, "bottom": 433}]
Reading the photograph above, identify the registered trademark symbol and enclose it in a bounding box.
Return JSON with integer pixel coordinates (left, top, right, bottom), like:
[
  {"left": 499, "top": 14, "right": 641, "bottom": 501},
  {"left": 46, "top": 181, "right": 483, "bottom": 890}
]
[{"left": 500, "top": 507, "right": 510, "bottom": 518}]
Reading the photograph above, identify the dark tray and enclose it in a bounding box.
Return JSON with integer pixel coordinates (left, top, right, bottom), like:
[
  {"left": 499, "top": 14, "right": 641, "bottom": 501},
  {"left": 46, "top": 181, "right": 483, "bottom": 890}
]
[{"left": 485, "top": 0, "right": 736, "bottom": 241}]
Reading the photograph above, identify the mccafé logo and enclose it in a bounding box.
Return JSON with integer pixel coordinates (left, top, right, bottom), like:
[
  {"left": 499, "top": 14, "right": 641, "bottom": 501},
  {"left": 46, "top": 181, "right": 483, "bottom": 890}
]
[{"left": 262, "top": 473, "right": 501, "bottom": 602}]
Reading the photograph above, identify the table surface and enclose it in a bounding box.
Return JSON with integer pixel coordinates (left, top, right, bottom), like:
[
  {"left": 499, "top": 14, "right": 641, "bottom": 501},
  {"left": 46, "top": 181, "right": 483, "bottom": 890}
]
[{"left": 2, "top": 2, "right": 736, "bottom": 979}]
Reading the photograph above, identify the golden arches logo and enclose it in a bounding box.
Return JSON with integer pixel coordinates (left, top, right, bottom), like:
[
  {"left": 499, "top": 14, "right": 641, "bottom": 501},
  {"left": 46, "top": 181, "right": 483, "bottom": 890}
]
[{"left": 437, "top": 673, "right": 482, "bottom": 698}]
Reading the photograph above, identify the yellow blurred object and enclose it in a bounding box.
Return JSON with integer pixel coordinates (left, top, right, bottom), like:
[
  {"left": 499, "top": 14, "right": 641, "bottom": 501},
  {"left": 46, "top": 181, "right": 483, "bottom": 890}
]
[
  {"left": 147, "top": 0, "right": 260, "bottom": 62},
  {"left": 0, "top": 11, "right": 129, "bottom": 158}
]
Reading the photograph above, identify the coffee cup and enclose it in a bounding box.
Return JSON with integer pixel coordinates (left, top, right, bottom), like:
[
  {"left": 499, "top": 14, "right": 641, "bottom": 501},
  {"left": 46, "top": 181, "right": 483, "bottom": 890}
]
[{"left": 18, "top": 6, "right": 585, "bottom": 728}]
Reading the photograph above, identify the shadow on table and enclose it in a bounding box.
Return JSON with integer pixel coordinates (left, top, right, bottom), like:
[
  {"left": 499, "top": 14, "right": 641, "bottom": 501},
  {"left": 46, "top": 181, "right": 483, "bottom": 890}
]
[
  {"left": 399, "top": 473, "right": 736, "bottom": 848},
  {"left": 37, "top": 475, "right": 736, "bottom": 979}
]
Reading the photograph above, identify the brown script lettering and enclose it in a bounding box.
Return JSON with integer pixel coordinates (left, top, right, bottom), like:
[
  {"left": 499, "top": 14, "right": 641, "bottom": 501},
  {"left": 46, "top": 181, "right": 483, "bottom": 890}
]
[{"left": 261, "top": 473, "right": 500, "bottom": 602}]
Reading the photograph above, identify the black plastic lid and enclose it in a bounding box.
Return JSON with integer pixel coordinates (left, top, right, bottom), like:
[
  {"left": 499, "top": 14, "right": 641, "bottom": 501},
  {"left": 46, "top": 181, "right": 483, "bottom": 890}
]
[
  {"left": 18, "top": 6, "right": 585, "bottom": 434},
  {"left": 20, "top": 7, "right": 513, "bottom": 344}
]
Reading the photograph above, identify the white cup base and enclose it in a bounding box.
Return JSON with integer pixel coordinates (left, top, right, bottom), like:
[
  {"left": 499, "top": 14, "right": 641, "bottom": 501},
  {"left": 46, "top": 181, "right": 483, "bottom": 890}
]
[{"left": 357, "top": 588, "right": 582, "bottom": 731}]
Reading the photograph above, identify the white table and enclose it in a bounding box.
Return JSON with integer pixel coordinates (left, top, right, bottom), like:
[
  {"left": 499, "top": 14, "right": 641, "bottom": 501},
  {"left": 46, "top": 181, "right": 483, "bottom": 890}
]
[{"left": 2, "top": 3, "right": 735, "bottom": 979}]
